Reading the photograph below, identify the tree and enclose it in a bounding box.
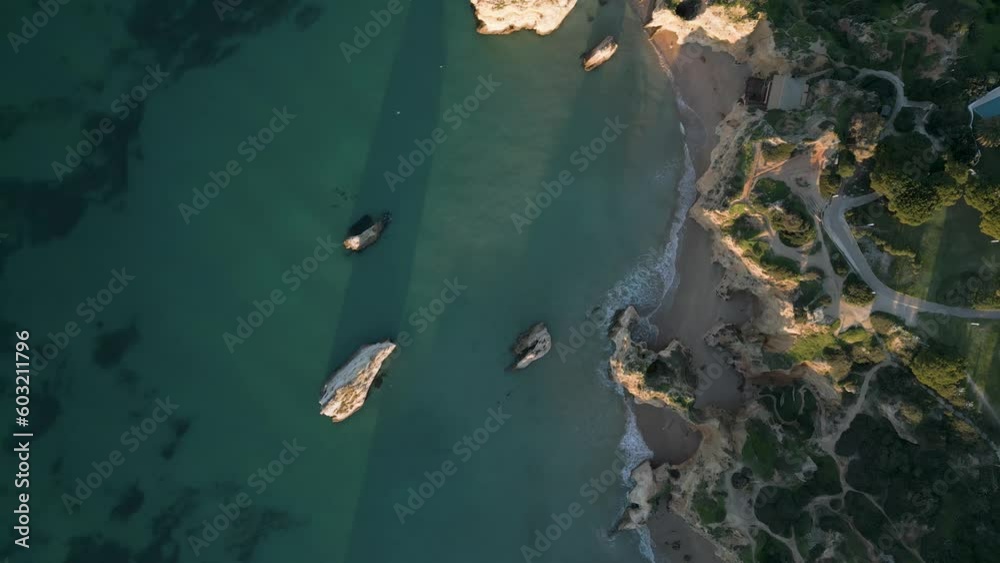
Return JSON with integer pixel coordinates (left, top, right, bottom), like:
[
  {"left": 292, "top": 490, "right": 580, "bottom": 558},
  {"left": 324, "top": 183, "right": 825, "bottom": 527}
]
[
  {"left": 980, "top": 206, "right": 1000, "bottom": 240},
  {"left": 965, "top": 178, "right": 1000, "bottom": 213},
  {"left": 843, "top": 273, "right": 875, "bottom": 305},
  {"left": 975, "top": 116, "right": 1000, "bottom": 148},
  {"left": 870, "top": 133, "right": 948, "bottom": 225},
  {"left": 675, "top": 0, "right": 706, "bottom": 20},
  {"left": 910, "top": 347, "right": 967, "bottom": 405}
]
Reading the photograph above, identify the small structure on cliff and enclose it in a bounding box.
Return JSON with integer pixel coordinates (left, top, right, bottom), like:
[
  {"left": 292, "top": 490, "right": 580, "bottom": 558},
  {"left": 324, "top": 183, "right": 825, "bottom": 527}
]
[
  {"left": 510, "top": 323, "right": 551, "bottom": 370},
  {"left": 319, "top": 342, "right": 396, "bottom": 422},
  {"left": 582, "top": 36, "right": 618, "bottom": 71},
  {"left": 743, "top": 74, "right": 807, "bottom": 111},
  {"left": 767, "top": 74, "right": 807, "bottom": 110}
]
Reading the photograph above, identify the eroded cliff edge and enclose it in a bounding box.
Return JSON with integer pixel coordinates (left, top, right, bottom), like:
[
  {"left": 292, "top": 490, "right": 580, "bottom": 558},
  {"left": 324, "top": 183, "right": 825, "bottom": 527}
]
[{"left": 470, "top": 0, "right": 577, "bottom": 35}]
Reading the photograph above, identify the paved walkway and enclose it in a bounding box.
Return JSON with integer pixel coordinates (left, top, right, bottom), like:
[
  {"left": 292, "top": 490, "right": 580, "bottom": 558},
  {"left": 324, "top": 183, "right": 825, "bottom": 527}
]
[{"left": 822, "top": 194, "right": 1000, "bottom": 320}]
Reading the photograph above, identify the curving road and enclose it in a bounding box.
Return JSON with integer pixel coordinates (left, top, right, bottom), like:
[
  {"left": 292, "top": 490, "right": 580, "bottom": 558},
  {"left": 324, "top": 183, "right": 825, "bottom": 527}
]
[{"left": 822, "top": 193, "right": 1000, "bottom": 321}]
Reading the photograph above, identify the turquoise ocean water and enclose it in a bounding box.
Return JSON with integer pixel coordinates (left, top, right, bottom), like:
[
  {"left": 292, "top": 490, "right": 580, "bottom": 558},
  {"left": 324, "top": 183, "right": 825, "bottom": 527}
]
[{"left": 0, "top": 0, "right": 691, "bottom": 561}]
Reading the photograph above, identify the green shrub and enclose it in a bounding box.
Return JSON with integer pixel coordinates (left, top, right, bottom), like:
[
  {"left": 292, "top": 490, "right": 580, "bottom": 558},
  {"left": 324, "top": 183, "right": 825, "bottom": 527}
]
[
  {"left": 910, "top": 347, "right": 967, "bottom": 405},
  {"left": 768, "top": 193, "right": 817, "bottom": 248},
  {"left": 839, "top": 326, "right": 870, "bottom": 344},
  {"left": 752, "top": 178, "right": 792, "bottom": 206},
  {"left": 727, "top": 214, "right": 763, "bottom": 241},
  {"left": 869, "top": 312, "right": 906, "bottom": 335},
  {"left": 829, "top": 245, "right": 850, "bottom": 277},
  {"left": 763, "top": 142, "right": 796, "bottom": 162},
  {"left": 843, "top": 273, "right": 875, "bottom": 305},
  {"left": 820, "top": 171, "right": 842, "bottom": 198}
]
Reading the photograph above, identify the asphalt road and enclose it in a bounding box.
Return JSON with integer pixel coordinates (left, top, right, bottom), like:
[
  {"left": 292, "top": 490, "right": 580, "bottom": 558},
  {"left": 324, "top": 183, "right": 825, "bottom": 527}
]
[{"left": 822, "top": 193, "right": 1000, "bottom": 321}]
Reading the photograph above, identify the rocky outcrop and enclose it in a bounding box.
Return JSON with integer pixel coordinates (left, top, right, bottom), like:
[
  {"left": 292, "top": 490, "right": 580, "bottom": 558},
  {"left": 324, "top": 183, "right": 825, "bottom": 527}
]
[
  {"left": 617, "top": 460, "right": 674, "bottom": 530},
  {"left": 319, "top": 342, "right": 396, "bottom": 422},
  {"left": 609, "top": 307, "right": 697, "bottom": 410},
  {"left": 470, "top": 0, "right": 576, "bottom": 35},
  {"left": 646, "top": 3, "right": 788, "bottom": 74},
  {"left": 344, "top": 212, "right": 391, "bottom": 252},
  {"left": 582, "top": 36, "right": 618, "bottom": 71},
  {"left": 510, "top": 322, "right": 551, "bottom": 370}
]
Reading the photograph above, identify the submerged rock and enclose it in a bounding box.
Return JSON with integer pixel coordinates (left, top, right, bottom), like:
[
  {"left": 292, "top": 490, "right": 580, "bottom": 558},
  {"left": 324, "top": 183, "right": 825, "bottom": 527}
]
[
  {"left": 470, "top": 0, "right": 577, "bottom": 35},
  {"left": 510, "top": 322, "right": 551, "bottom": 370},
  {"left": 343, "top": 212, "right": 391, "bottom": 252},
  {"left": 582, "top": 36, "right": 618, "bottom": 71},
  {"left": 319, "top": 342, "right": 396, "bottom": 422}
]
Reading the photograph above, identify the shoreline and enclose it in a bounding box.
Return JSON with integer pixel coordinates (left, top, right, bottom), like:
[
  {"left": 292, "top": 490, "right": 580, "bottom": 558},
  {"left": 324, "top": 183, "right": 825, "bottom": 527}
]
[{"left": 624, "top": 23, "right": 754, "bottom": 563}]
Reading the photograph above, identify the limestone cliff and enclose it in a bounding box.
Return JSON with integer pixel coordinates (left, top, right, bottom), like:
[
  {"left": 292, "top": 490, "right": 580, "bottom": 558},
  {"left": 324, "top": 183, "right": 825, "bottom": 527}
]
[
  {"left": 609, "top": 307, "right": 697, "bottom": 411},
  {"left": 647, "top": 3, "right": 788, "bottom": 74},
  {"left": 617, "top": 460, "right": 673, "bottom": 530},
  {"left": 470, "top": 0, "right": 576, "bottom": 35},
  {"left": 319, "top": 342, "right": 396, "bottom": 422},
  {"left": 510, "top": 322, "right": 552, "bottom": 370}
]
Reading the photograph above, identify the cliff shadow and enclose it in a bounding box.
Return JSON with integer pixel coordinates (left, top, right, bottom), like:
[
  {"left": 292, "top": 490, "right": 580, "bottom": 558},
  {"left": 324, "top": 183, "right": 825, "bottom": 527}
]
[{"left": 323, "top": 0, "right": 445, "bottom": 364}]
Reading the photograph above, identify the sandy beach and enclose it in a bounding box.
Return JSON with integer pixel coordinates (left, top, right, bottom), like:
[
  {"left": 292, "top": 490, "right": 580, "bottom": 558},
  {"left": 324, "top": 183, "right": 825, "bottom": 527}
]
[{"left": 631, "top": 27, "right": 755, "bottom": 563}]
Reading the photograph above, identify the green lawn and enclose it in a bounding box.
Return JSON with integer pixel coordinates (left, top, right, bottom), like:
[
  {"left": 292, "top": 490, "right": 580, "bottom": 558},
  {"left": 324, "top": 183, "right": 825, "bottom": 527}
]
[
  {"left": 914, "top": 314, "right": 1000, "bottom": 410},
  {"left": 848, "top": 200, "right": 1000, "bottom": 307}
]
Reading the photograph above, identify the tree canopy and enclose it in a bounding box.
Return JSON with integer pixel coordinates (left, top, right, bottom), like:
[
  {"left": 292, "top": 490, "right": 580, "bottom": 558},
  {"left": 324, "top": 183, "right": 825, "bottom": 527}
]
[{"left": 870, "top": 133, "right": 950, "bottom": 225}]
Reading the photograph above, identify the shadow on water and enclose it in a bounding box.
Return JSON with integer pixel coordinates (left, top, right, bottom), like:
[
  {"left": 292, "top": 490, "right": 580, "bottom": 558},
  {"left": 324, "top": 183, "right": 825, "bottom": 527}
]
[
  {"left": 316, "top": 0, "right": 444, "bottom": 555},
  {"left": 323, "top": 1, "right": 444, "bottom": 360},
  {"left": 515, "top": 0, "right": 645, "bottom": 296},
  {"left": 340, "top": 1, "right": 660, "bottom": 561}
]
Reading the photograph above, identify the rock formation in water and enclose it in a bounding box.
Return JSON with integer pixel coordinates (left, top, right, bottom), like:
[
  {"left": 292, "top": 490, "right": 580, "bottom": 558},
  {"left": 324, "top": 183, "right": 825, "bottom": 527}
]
[
  {"left": 609, "top": 307, "right": 697, "bottom": 411},
  {"left": 319, "top": 342, "right": 396, "bottom": 422},
  {"left": 343, "top": 212, "right": 391, "bottom": 252},
  {"left": 510, "top": 322, "right": 552, "bottom": 370},
  {"left": 582, "top": 36, "right": 618, "bottom": 71},
  {"left": 470, "top": 0, "right": 577, "bottom": 35}
]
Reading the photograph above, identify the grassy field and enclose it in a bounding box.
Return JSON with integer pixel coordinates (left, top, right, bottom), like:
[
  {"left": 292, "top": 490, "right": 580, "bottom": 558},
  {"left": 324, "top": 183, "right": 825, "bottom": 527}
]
[
  {"left": 849, "top": 200, "right": 1000, "bottom": 307},
  {"left": 915, "top": 313, "right": 1000, "bottom": 411}
]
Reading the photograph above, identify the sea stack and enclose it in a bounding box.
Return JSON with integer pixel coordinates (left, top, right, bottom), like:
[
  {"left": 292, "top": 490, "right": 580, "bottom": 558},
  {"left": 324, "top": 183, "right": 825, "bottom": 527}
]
[
  {"left": 470, "top": 0, "right": 577, "bottom": 35},
  {"left": 319, "top": 341, "right": 396, "bottom": 422},
  {"left": 510, "top": 322, "right": 552, "bottom": 370},
  {"left": 343, "top": 212, "right": 391, "bottom": 252},
  {"left": 582, "top": 36, "right": 618, "bottom": 71}
]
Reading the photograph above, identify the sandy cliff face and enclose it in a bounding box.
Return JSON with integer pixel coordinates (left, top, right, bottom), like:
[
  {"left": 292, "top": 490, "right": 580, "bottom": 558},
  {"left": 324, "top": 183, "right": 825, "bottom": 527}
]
[
  {"left": 647, "top": 3, "right": 788, "bottom": 74},
  {"left": 470, "top": 0, "right": 577, "bottom": 35}
]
